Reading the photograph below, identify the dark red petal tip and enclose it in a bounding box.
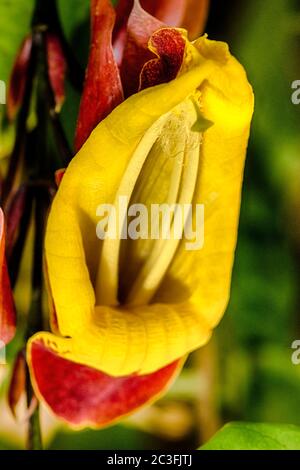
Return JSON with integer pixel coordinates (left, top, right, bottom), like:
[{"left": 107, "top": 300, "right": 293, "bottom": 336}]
[
  {"left": 140, "top": 28, "right": 186, "bottom": 90},
  {"left": 120, "top": 0, "right": 164, "bottom": 97}
]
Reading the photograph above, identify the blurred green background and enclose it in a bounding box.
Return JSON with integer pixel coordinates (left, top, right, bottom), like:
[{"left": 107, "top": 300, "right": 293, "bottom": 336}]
[{"left": 1, "top": 0, "right": 300, "bottom": 450}]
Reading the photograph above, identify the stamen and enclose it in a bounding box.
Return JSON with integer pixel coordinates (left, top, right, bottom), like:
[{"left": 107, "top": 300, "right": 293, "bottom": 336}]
[
  {"left": 95, "top": 98, "right": 201, "bottom": 308},
  {"left": 95, "top": 113, "right": 170, "bottom": 306},
  {"left": 126, "top": 128, "right": 201, "bottom": 306}
]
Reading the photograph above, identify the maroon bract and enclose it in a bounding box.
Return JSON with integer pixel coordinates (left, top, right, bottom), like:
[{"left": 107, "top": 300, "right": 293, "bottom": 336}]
[
  {"left": 7, "top": 35, "right": 32, "bottom": 121},
  {"left": 120, "top": 0, "right": 164, "bottom": 97},
  {"left": 8, "top": 350, "right": 26, "bottom": 418},
  {"left": 46, "top": 32, "right": 67, "bottom": 113},
  {"left": 0, "top": 209, "right": 16, "bottom": 345},
  {"left": 74, "top": 0, "right": 124, "bottom": 151}
]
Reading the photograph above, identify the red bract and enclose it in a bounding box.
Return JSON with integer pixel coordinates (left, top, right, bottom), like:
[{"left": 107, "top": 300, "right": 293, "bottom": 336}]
[
  {"left": 181, "top": 0, "right": 210, "bottom": 40},
  {"left": 74, "top": 0, "right": 124, "bottom": 151},
  {"left": 120, "top": 0, "right": 164, "bottom": 96},
  {"left": 8, "top": 350, "right": 26, "bottom": 418},
  {"left": 141, "top": 0, "right": 188, "bottom": 25},
  {"left": 46, "top": 32, "right": 67, "bottom": 113},
  {"left": 75, "top": 0, "right": 210, "bottom": 150},
  {"left": 5, "top": 186, "right": 28, "bottom": 260},
  {"left": 0, "top": 209, "right": 16, "bottom": 345},
  {"left": 141, "top": 0, "right": 210, "bottom": 36},
  {"left": 114, "top": 0, "right": 209, "bottom": 62},
  {"left": 7, "top": 35, "right": 32, "bottom": 121}
]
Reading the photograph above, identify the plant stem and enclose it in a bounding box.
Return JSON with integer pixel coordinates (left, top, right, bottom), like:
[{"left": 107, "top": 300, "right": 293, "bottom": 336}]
[
  {"left": 24, "top": 190, "right": 49, "bottom": 451},
  {"left": 194, "top": 340, "right": 220, "bottom": 444},
  {"left": 27, "top": 409, "right": 43, "bottom": 450},
  {"left": 22, "top": 3, "right": 50, "bottom": 451},
  {"left": 6, "top": 0, "right": 76, "bottom": 449},
  {"left": 32, "top": 0, "right": 84, "bottom": 91},
  {"left": 26, "top": 368, "right": 43, "bottom": 450}
]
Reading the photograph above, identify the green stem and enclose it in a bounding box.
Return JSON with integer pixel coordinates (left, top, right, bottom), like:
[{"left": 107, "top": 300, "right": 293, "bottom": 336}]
[
  {"left": 32, "top": 0, "right": 84, "bottom": 90},
  {"left": 7, "top": 0, "right": 75, "bottom": 450},
  {"left": 24, "top": 190, "right": 49, "bottom": 451},
  {"left": 26, "top": 367, "right": 43, "bottom": 450},
  {"left": 24, "top": 196, "right": 44, "bottom": 451},
  {"left": 22, "top": 2, "right": 52, "bottom": 451},
  {"left": 28, "top": 408, "right": 43, "bottom": 450}
]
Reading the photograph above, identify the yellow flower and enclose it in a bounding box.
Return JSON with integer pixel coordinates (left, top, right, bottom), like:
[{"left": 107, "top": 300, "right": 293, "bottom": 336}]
[{"left": 27, "top": 34, "right": 253, "bottom": 426}]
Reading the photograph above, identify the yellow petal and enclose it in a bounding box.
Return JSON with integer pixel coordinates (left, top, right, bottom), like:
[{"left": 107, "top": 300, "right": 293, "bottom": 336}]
[
  {"left": 155, "top": 37, "right": 254, "bottom": 332},
  {"left": 41, "top": 36, "right": 253, "bottom": 376},
  {"left": 28, "top": 300, "right": 212, "bottom": 376}
]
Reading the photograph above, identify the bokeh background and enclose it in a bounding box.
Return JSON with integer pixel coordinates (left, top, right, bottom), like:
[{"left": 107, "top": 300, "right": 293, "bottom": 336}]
[{"left": 1, "top": 0, "right": 300, "bottom": 449}]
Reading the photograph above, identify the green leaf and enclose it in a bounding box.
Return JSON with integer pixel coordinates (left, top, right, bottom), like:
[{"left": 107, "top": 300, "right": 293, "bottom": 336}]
[
  {"left": 57, "top": 0, "right": 90, "bottom": 43},
  {"left": 236, "top": 0, "right": 300, "bottom": 192},
  {"left": 0, "top": 0, "right": 34, "bottom": 84},
  {"left": 201, "top": 422, "right": 300, "bottom": 450}
]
